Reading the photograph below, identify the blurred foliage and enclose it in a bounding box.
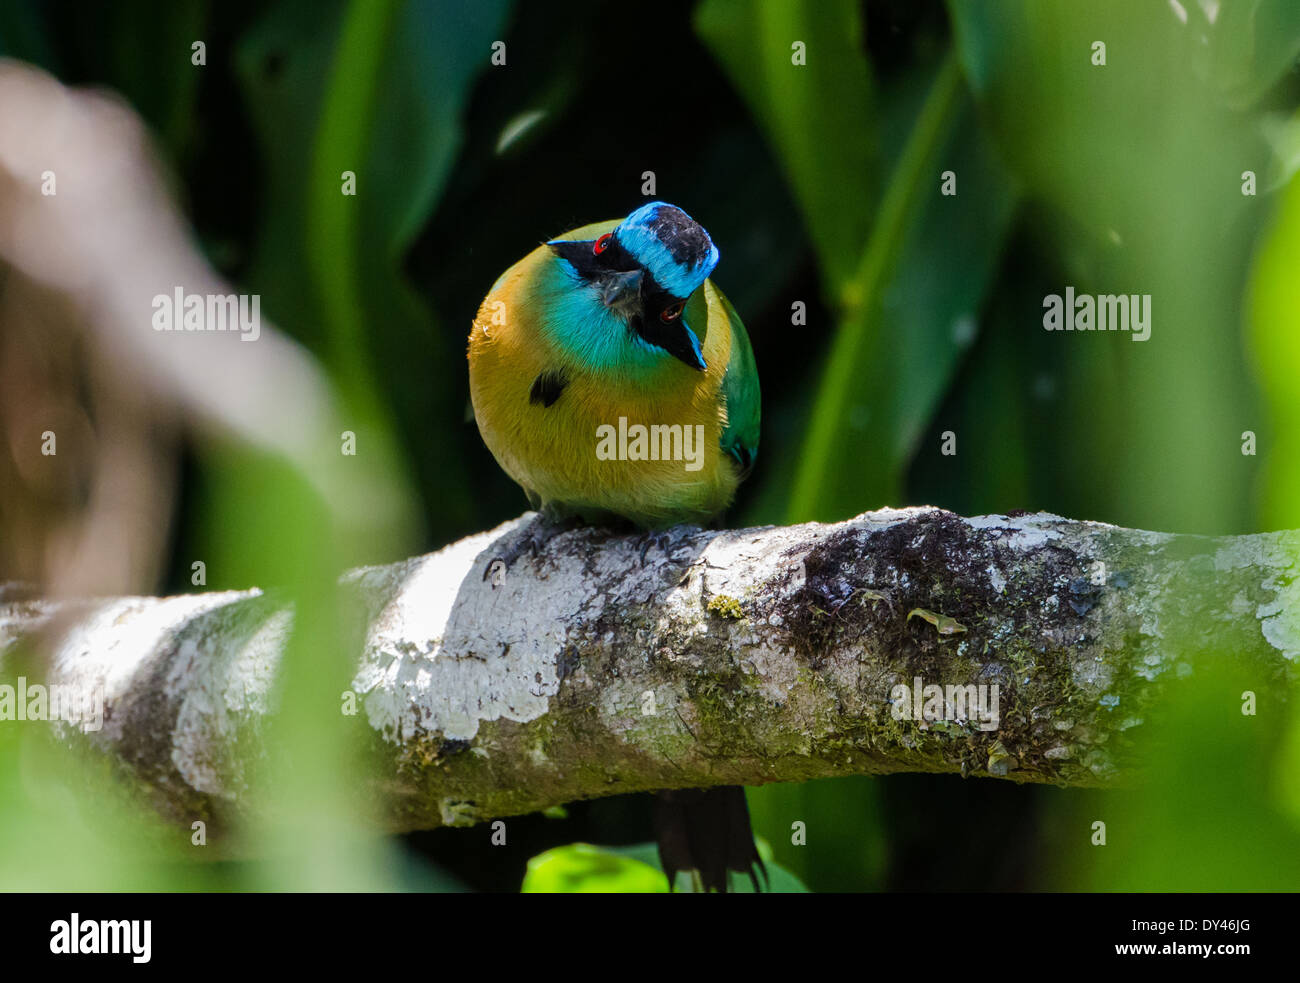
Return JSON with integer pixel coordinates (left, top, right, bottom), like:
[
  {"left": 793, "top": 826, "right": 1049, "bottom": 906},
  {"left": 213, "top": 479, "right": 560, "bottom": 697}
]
[
  {"left": 697, "top": 0, "right": 877, "bottom": 293},
  {"left": 3, "top": 0, "right": 1300, "bottom": 893},
  {"left": 521, "top": 839, "right": 808, "bottom": 893},
  {"left": 1250, "top": 121, "right": 1300, "bottom": 531}
]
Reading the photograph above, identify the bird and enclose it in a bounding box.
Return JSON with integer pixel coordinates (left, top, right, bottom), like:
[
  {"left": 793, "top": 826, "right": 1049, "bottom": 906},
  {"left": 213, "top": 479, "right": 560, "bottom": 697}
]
[{"left": 467, "top": 200, "right": 763, "bottom": 892}]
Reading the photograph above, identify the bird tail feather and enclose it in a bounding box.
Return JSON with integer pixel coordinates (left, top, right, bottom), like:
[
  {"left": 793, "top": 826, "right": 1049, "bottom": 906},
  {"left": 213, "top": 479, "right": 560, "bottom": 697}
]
[{"left": 653, "top": 786, "right": 766, "bottom": 892}]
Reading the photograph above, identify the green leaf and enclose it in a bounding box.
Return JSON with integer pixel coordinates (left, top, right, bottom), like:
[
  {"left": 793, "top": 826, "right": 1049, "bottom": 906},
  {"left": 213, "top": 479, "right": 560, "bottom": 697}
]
[
  {"left": 695, "top": 0, "right": 876, "bottom": 293},
  {"left": 1184, "top": 0, "right": 1300, "bottom": 108},
  {"left": 521, "top": 843, "right": 669, "bottom": 894},
  {"left": 947, "top": 0, "right": 1259, "bottom": 536},
  {"left": 1248, "top": 152, "right": 1300, "bottom": 529},
  {"left": 783, "top": 55, "right": 1018, "bottom": 521},
  {"left": 521, "top": 840, "right": 810, "bottom": 893},
  {"left": 907, "top": 607, "right": 967, "bottom": 635},
  {"left": 235, "top": 0, "right": 515, "bottom": 543},
  {"left": 103, "top": 0, "right": 209, "bottom": 158}
]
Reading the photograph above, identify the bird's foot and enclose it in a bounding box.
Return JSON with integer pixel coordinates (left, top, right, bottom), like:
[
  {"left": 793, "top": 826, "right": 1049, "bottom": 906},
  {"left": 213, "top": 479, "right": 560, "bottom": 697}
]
[
  {"left": 638, "top": 530, "right": 675, "bottom": 567},
  {"left": 483, "top": 512, "right": 576, "bottom": 585}
]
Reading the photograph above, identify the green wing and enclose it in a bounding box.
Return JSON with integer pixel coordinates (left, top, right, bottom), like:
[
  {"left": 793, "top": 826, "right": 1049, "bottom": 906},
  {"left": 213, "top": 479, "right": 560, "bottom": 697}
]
[{"left": 714, "top": 287, "right": 760, "bottom": 478}]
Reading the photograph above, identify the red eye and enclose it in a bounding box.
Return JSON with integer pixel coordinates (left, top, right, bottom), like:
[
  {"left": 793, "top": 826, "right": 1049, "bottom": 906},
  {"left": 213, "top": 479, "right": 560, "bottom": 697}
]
[
  {"left": 593, "top": 233, "right": 612, "bottom": 256},
  {"left": 661, "top": 301, "right": 685, "bottom": 323}
]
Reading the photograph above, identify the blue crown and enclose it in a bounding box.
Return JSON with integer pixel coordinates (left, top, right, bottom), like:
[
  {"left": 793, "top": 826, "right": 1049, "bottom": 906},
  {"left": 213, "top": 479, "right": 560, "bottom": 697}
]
[{"left": 614, "top": 202, "right": 719, "bottom": 299}]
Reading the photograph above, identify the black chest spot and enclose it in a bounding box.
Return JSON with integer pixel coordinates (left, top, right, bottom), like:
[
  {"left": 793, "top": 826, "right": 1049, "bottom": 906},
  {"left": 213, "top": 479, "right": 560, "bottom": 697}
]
[{"left": 529, "top": 370, "right": 568, "bottom": 408}]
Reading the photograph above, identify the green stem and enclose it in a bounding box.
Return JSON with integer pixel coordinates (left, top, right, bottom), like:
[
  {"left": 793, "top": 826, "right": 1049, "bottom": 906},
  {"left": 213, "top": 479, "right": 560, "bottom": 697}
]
[
  {"left": 786, "top": 51, "right": 964, "bottom": 522},
  {"left": 305, "top": 0, "right": 398, "bottom": 389}
]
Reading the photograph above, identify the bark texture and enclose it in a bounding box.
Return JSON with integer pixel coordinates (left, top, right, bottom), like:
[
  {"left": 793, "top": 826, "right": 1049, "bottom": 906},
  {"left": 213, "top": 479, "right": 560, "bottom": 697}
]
[{"left": 1, "top": 508, "right": 1297, "bottom": 835}]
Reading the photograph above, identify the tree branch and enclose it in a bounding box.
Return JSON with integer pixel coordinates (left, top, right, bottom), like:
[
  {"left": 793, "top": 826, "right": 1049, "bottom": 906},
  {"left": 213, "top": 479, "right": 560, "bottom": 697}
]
[{"left": 2, "top": 508, "right": 1297, "bottom": 835}]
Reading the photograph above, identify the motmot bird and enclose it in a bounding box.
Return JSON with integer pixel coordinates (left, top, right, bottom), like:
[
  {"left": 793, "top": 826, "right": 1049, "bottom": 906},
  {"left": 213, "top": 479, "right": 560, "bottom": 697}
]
[{"left": 467, "top": 201, "right": 763, "bottom": 892}]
